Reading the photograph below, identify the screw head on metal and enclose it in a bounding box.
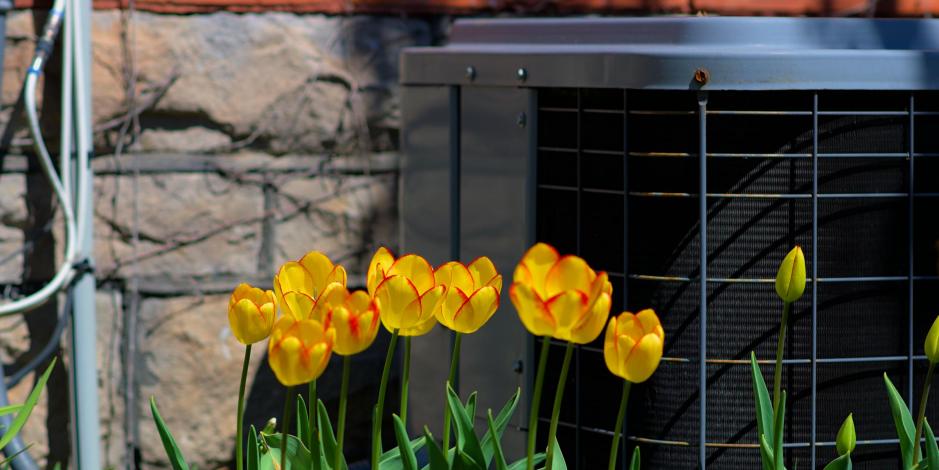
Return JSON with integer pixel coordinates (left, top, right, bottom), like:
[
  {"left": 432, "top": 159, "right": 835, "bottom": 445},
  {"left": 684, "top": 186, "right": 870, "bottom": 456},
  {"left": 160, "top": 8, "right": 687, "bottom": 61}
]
[
  {"left": 516, "top": 67, "right": 528, "bottom": 82},
  {"left": 465, "top": 66, "right": 476, "bottom": 81},
  {"left": 513, "top": 360, "right": 524, "bottom": 374},
  {"left": 694, "top": 68, "right": 710, "bottom": 85},
  {"left": 516, "top": 112, "right": 527, "bottom": 128}
]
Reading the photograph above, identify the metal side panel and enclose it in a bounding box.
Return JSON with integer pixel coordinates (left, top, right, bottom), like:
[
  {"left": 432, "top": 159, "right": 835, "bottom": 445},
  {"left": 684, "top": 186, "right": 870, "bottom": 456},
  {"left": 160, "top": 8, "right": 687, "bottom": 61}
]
[
  {"left": 459, "top": 86, "right": 533, "bottom": 459},
  {"left": 401, "top": 85, "right": 455, "bottom": 436}
]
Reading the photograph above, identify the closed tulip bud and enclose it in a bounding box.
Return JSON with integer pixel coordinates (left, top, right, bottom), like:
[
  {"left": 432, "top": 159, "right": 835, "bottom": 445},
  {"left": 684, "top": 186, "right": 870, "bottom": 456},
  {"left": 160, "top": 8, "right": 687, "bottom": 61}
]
[
  {"left": 227, "top": 283, "right": 276, "bottom": 345},
  {"left": 836, "top": 413, "right": 856, "bottom": 456},
  {"left": 273, "top": 251, "right": 347, "bottom": 320},
  {"left": 434, "top": 257, "right": 503, "bottom": 334},
  {"left": 370, "top": 248, "right": 445, "bottom": 336},
  {"left": 509, "top": 243, "right": 612, "bottom": 344},
  {"left": 926, "top": 315, "right": 939, "bottom": 364},
  {"left": 603, "top": 309, "right": 665, "bottom": 383},
  {"left": 775, "top": 246, "right": 806, "bottom": 303},
  {"left": 310, "top": 283, "right": 380, "bottom": 355},
  {"left": 267, "top": 316, "right": 335, "bottom": 386}
]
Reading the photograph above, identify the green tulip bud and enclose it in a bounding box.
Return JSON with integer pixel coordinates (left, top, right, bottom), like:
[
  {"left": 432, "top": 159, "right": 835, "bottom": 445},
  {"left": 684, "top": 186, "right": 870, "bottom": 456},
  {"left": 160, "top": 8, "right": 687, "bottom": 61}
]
[
  {"left": 925, "top": 316, "right": 939, "bottom": 365},
  {"left": 836, "top": 413, "right": 856, "bottom": 456},
  {"left": 262, "top": 417, "right": 277, "bottom": 435},
  {"left": 775, "top": 246, "right": 806, "bottom": 303}
]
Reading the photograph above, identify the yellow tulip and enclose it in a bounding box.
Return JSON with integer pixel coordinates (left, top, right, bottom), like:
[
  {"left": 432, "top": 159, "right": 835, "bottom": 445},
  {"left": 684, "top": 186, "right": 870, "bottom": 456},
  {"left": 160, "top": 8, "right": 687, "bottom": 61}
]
[
  {"left": 267, "top": 316, "right": 335, "bottom": 386},
  {"left": 273, "top": 251, "right": 347, "bottom": 320},
  {"left": 227, "top": 283, "right": 277, "bottom": 345},
  {"left": 775, "top": 246, "right": 806, "bottom": 303},
  {"left": 434, "top": 257, "right": 503, "bottom": 334},
  {"left": 603, "top": 309, "right": 664, "bottom": 383},
  {"left": 369, "top": 247, "right": 444, "bottom": 336},
  {"left": 310, "top": 282, "right": 380, "bottom": 355},
  {"left": 926, "top": 315, "right": 939, "bottom": 364},
  {"left": 509, "top": 242, "right": 612, "bottom": 344}
]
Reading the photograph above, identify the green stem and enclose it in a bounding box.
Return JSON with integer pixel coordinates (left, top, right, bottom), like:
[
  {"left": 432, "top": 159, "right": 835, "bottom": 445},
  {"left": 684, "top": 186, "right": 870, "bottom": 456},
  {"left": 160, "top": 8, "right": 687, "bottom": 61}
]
[
  {"left": 336, "top": 355, "right": 351, "bottom": 470},
  {"left": 442, "top": 332, "right": 463, "bottom": 452},
  {"left": 607, "top": 380, "right": 632, "bottom": 470},
  {"left": 371, "top": 328, "right": 400, "bottom": 470},
  {"left": 280, "top": 386, "right": 293, "bottom": 470},
  {"left": 773, "top": 302, "right": 791, "bottom": 416},
  {"left": 308, "top": 380, "right": 317, "bottom": 450},
  {"left": 401, "top": 336, "right": 412, "bottom": 423},
  {"left": 527, "top": 336, "right": 551, "bottom": 470},
  {"left": 235, "top": 345, "right": 252, "bottom": 470},
  {"left": 914, "top": 361, "right": 937, "bottom": 464},
  {"left": 545, "top": 341, "right": 575, "bottom": 470}
]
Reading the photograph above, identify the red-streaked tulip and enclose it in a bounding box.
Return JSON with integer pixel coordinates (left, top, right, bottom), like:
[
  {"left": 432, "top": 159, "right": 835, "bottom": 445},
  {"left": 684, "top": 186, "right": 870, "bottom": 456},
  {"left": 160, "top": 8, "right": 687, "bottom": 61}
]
[
  {"left": 273, "top": 251, "right": 347, "bottom": 320},
  {"left": 267, "top": 316, "right": 335, "bottom": 386},
  {"left": 311, "top": 283, "right": 380, "bottom": 355},
  {"left": 509, "top": 242, "right": 612, "bottom": 344},
  {"left": 227, "top": 283, "right": 277, "bottom": 345},
  {"left": 434, "top": 257, "right": 502, "bottom": 334},
  {"left": 369, "top": 247, "right": 444, "bottom": 336},
  {"left": 603, "top": 309, "right": 664, "bottom": 383}
]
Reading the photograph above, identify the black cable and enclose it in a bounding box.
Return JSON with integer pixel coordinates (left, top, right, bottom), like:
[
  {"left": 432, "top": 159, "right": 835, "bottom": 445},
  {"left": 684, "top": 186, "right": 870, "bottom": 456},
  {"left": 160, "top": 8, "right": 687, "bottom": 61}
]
[{"left": 4, "top": 281, "right": 73, "bottom": 389}]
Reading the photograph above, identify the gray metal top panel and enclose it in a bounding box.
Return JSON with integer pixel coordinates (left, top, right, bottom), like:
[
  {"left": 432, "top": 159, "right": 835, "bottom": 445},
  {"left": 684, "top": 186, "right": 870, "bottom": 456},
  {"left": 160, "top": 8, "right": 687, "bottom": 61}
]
[{"left": 401, "top": 17, "right": 939, "bottom": 90}]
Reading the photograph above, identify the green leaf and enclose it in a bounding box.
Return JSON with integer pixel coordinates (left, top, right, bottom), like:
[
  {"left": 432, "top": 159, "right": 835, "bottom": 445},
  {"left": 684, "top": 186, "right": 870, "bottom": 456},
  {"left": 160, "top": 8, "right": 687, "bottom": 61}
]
[
  {"left": 296, "top": 395, "right": 310, "bottom": 449},
  {"left": 547, "top": 438, "right": 567, "bottom": 470},
  {"left": 507, "top": 453, "right": 545, "bottom": 470},
  {"left": 925, "top": 419, "right": 939, "bottom": 470},
  {"left": 0, "top": 443, "right": 33, "bottom": 468},
  {"left": 149, "top": 395, "right": 190, "bottom": 470},
  {"left": 884, "top": 373, "right": 916, "bottom": 469},
  {"left": 759, "top": 434, "right": 775, "bottom": 470},
  {"left": 445, "top": 384, "right": 485, "bottom": 468},
  {"left": 248, "top": 425, "right": 260, "bottom": 470},
  {"left": 392, "top": 414, "right": 418, "bottom": 470},
  {"left": 0, "top": 359, "right": 55, "bottom": 451},
  {"left": 751, "top": 352, "right": 775, "bottom": 450},
  {"left": 317, "top": 400, "right": 347, "bottom": 470},
  {"left": 480, "top": 389, "right": 521, "bottom": 466},
  {"left": 773, "top": 391, "right": 786, "bottom": 470},
  {"left": 260, "top": 433, "right": 312, "bottom": 470},
  {"left": 822, "top": 452, "right": 852, "bottom": 470},
  {"left": 0, "top": 405, "right": 22, "bottom": 417},
  {"left": 380, "top": 434, "right": 426, "bottom": 467},
  {"left": 629, "top": 446, "right": 640, "bottom": 470},
  {"left": 464, "top": 392, "right": 478, "bottom": 425},
  {"left": 487, "top": 410, "right": 508, "bottom": 470},
  {"left": 422, "top": 426, "right": 450, "bottom": 470}
]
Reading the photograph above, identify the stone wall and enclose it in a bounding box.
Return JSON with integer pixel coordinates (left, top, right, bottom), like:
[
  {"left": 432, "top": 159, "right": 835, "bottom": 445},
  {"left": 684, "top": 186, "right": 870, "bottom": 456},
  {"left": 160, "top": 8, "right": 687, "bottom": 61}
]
[{"left": 0, "top": 9, "right": 435, "bottom": 469}]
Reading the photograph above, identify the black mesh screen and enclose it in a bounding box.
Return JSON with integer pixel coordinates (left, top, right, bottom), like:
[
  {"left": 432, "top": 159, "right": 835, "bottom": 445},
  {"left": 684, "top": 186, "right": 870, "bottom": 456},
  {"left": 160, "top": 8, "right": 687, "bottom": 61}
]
[{"left": 535, "top": 89, "right": 939, "bottom": 469}]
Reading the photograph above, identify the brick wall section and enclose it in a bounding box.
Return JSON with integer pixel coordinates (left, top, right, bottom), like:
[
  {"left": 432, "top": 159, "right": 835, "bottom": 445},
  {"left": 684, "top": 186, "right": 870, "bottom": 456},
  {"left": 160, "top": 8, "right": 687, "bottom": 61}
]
[{"left": 8, "top": 0, "right": 939, "bottom": 15}]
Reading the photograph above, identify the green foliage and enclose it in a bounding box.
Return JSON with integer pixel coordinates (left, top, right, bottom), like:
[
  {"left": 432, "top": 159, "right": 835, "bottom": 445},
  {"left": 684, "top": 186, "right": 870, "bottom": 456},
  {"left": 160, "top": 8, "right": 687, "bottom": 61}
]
[
  {"left": 317, "top": 400, "right": 348, "bottom": 470},
  {"left": 150, "top": 396, "right": 189, "bottom": 470},
  {"left": 259, "top": 433, "right": 311, "bottom": 470},
  {"left": 884, "top": 373, "right": 917, "bottom": 469},
  {"left": 924, "top": 420, "right": 939, "bottom": 470},
  {"left": 392, "top": 415, "right": 418, "bottom": 470},
  {"left": 247, "top": 426, "right": 260, "bottom": 470},
  {"left": 751, "top": 353, "right": 777, "bottom": 470},
  {"left": 0, "top": 359, "right": 56, "bottom": 451},
  {"left": 629, "top": 447, "right": 640, "bottom": 470},
  {"left": 822, "top": 452, "right": 852, "bottom": 470}
]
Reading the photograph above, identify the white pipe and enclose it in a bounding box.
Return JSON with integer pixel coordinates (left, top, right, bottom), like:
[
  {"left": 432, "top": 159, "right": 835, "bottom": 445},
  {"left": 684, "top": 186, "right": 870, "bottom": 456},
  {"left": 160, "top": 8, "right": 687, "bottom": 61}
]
[{"left": 0, "top": 0, "right": 79, "bottom": 317}]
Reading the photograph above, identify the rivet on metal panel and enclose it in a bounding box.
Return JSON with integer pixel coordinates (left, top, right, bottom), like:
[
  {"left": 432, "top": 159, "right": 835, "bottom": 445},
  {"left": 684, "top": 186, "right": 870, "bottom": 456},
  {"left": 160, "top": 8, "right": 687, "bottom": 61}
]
[
  {"left": 517, "top": 112, "right": 527, "bottom": 128},
  {"left": 513, "top": 359, "right": 524, "bottom": 374},
  {"left": 694, "top": 68, "right": 710, "bottom": 85},
  {"left": 465, "top": 66, "right": 476, "bottom": 81},
  {"left": 516, "top": 67, "right": 528, "bottom": 82}
]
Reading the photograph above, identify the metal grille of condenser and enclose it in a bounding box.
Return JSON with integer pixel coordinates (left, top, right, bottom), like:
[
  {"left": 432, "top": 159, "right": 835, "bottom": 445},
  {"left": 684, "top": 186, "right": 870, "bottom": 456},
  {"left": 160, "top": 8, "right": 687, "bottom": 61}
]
[{"left": 534, "top": 88, "right": 939, "bottom": 469}]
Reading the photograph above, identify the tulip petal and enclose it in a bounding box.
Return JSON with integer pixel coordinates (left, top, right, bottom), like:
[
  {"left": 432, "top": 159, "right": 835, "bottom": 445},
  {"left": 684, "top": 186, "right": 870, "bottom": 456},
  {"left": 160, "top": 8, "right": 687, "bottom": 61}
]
[
  {"left": 418, "top": 284, "right": 446, "bottom": 325},
  {"left": 509, "top": 283, "right": 555, "bottom": 337},
  {"left": 518, "top": 243, "right": 560, "bottom": 297},
  {"left": 926, "top": 316, "right": 939, "bottom": 364},
  {"left": 486, "top": 274, "right": 504, "bottom": 293},
  {"left": 617, "top": 312, "right": 644, "bottom": 342},
  {"left": 623, "top": 333, "right": 664, "bottom": 383},
  {"left": 346, "top": 290, "right": 372, "bottom": 312},
  {"left": 546, "top": 290, "right": 589, "bottom": 341},
  {"left": 571, "top": 291, "right": 611, "bottom": 344},
  {"left": 435, "top": 262, "right": 475, "bottom": 294},
  {"left": 367, "top": 247, "right": 396, "bottom": 296},
  {"left": 468, "top": 257, "right": 499, "bottom": 289},
  {"left": 399, "top": 314, "right": 437, "bottom": 337},
  {"left": 452, "top": 285, "right": 500, "bottom": 334},
  {"left": 275, "top": 261, "right": 315, "bottom": 302},
  {"left": 375, "top": 275, "right": 422, "bottom": 332},
  {"left": 635, "top": 309, "right": 663, "bottom": 337},
  {"left": 230, "top": 299, "right": 261, "bottom": 344},
  {"left": 603, "top": 317, "right": 619, "bottom": 376},
  {"left": 388, "top": 254, "right": 436, "bottom": 293},
  {"left": 437, "top": 287, "right": 469, "bottom": 329},
  {"left": 283, "top": 291, "right": 315, "bottom": 321},
  {"left": 299, "top": 251, "right": 337, "bottom": 298},
  {"left": 616, "top": 334, "right": 638, "bottom": 379},
  {"left": 545, "top": 256, "right": 593, "bottom": 298}
]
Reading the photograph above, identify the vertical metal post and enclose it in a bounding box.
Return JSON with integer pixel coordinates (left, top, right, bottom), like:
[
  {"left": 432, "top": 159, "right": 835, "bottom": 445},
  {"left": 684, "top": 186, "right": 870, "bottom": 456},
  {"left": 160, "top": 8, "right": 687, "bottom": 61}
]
[
  {"left": 697, "top": 92, "right": 708, "bottom": 469},
  {"left": 449, "top": 86, "right": 461, "bottom": 394},
  {"left": 908, "top": 93, "right": 916, "bottom": 406},
  {"left": 810, "top": 92, "right": 819, "bottom": 470},
  {"left": 621, "top": 90, "right": 629, "bottom": 470},
  {"left": 70, "top": 0, "right": 100, "bottom": 465}
]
